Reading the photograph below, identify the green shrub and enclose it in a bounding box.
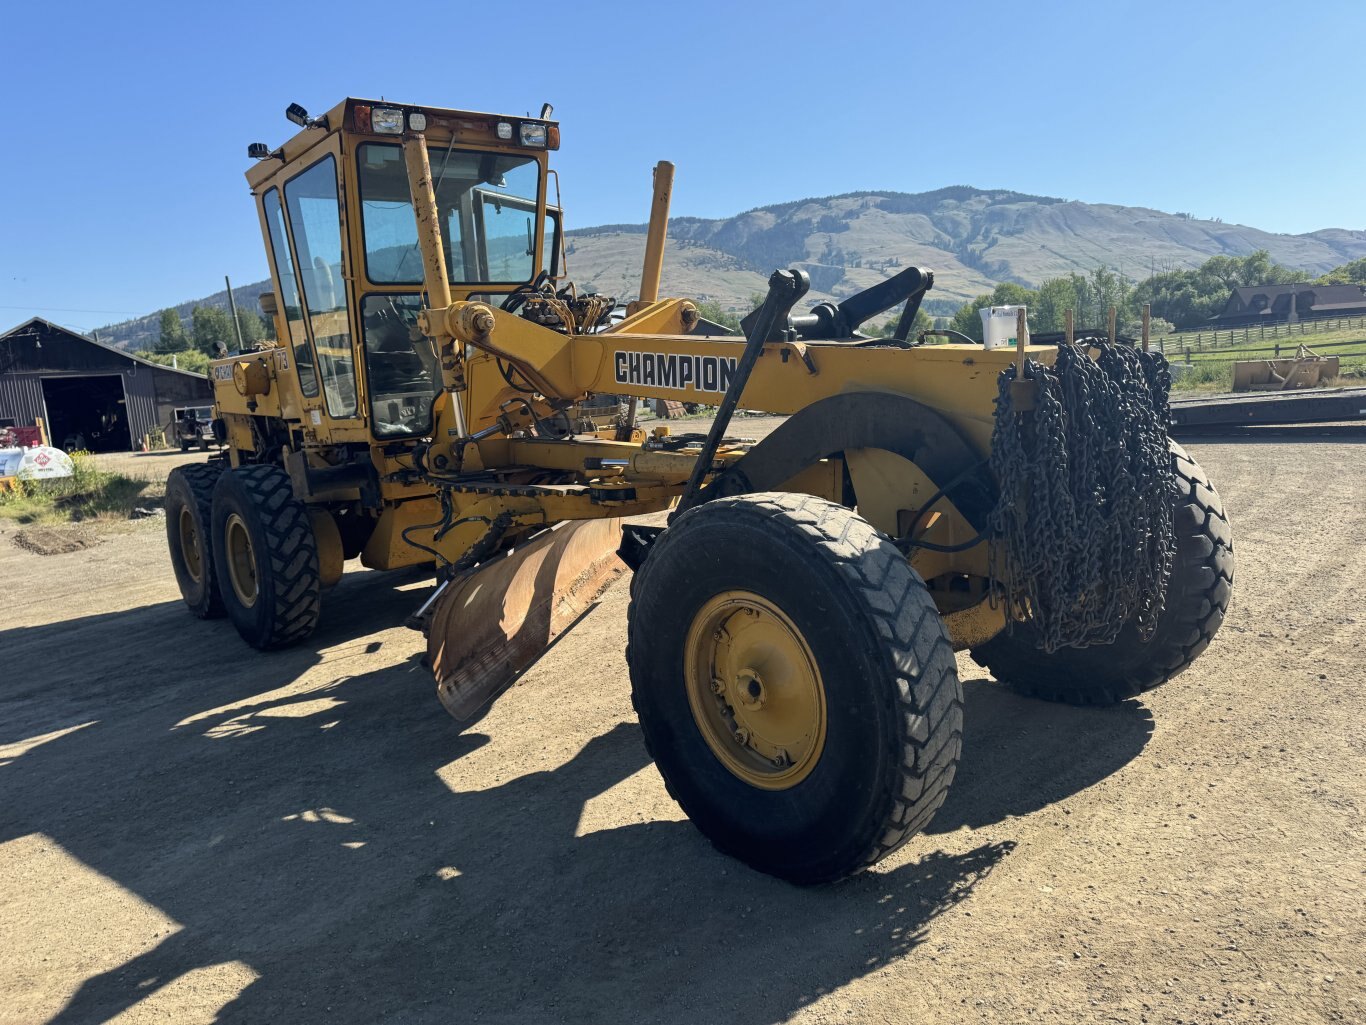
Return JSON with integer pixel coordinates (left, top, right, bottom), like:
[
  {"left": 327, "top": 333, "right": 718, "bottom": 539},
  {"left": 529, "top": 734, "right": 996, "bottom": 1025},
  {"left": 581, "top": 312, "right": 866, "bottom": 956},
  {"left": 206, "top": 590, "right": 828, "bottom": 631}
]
[{"left": 0, "top": 452, "right": 150, "bottom": 524}]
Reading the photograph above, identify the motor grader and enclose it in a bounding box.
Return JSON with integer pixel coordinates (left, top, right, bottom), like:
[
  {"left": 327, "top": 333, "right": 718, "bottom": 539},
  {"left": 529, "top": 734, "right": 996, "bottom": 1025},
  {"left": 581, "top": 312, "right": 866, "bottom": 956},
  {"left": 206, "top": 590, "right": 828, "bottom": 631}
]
[{"left": 165, "top": 97, "right": 1235, "bottom": 884}]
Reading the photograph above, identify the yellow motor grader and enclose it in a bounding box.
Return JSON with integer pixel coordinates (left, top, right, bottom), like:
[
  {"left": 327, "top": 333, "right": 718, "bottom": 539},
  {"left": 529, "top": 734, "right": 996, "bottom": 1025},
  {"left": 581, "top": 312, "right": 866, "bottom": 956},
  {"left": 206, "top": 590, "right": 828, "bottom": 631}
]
[{"left": 165, "top": 97, "right": 1235, "bottom": 884}]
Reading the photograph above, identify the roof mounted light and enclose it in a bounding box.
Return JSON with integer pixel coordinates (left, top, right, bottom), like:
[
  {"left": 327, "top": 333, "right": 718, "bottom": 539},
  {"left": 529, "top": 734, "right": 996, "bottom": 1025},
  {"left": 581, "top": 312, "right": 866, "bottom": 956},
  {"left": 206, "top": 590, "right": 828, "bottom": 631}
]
[
  {"left": 247, "top": 142, "right": 271, "bottom": 160},
  {"left": 519, "top": 122, "right": 547, "bottom": 148},
  {"left": 371, "top": 107, "right": 404, "bottom": 134},
  {"left": 496, "top": 121, "right": 513, "bottom": 140},
  {"left": 285, "top": 102, "right": 327, "bottom": 130},
  {"left": 407, "top": 111, "right": 427, "bottom": 132}
]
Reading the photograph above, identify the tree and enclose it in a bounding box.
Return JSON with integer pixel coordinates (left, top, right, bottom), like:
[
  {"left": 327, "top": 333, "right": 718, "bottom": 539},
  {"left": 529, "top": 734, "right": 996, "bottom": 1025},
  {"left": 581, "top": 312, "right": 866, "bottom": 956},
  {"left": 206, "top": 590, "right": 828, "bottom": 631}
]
[
  {"left": 693, "top": 300, "right": 742, "bottom": 332},
  {"left": 1132, "top": 250, "right": 1310, "bottom": 330},
  {"left": 191, "top": 305, "right": 236, "bottom": 355},
  {"left": 1317, "top": 257, "right": 1366, "bottom": 285},
  {"left": 155, "top": 309, "right": 190, "bottom": 353},
  {"left": 860, "top": 308, "right": 932, "bottom": 339},
  {"left": 1079, "top": 265, "right": 1135, "bottom": 333},
  {"left": 138, "top": 348, "right": 210, "bottom": 374},
  {"left": 1031, "top": 274, "right": 1088, "bottom": 334},
  {"left": 235, "top": 309, "right": 267, "bottom": 347}
]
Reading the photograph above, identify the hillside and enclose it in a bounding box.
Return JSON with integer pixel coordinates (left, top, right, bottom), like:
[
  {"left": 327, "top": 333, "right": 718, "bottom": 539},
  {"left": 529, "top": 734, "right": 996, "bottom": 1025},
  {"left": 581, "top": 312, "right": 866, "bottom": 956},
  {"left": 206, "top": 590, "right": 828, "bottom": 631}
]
[
  {"left": 95, "top": 186, "right": 1366, "bottom": 347},
  {"left": 100, "top": 279, "right": 275, "bottom": 352}
]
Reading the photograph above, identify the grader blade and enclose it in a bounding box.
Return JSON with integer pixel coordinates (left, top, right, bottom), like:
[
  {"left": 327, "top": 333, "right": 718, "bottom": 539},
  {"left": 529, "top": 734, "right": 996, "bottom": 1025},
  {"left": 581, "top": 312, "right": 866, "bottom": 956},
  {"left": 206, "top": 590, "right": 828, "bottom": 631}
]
[{"left": 427, "top": 518, "right": 627, "bottom": 721}]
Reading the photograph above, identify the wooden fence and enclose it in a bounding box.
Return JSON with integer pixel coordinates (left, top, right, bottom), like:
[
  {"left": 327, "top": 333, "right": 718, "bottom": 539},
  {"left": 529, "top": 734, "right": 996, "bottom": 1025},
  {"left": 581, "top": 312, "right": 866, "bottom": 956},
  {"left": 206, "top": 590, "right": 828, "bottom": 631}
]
[{"left": 1157, "top": 315, "right": 1366, "bottom": 356}]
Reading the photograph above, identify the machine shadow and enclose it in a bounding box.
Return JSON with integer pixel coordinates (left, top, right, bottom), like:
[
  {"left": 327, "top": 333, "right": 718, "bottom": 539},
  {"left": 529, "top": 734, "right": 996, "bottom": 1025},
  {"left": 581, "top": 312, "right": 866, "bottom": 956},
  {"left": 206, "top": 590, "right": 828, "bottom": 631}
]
[
  {"left": 926, "top": 676, "right": 1154, "bottom": 834},
  {"left": 0, "top": 564, "right": 433, "bottom": 750},
  {"left": 4, "top": 573, "right": 1015, "bottom": 1025}
]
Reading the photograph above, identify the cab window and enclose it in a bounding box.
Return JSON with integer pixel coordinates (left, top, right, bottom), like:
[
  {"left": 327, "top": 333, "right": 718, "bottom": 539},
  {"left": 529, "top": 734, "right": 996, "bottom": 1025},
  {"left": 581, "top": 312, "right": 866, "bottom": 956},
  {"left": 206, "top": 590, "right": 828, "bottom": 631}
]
[
  {"left": 357, "top": 142, "right": 542, "bottom": 286},
  {"left": 360, "top": 295, "right": 441, "bottom": 438},
  {"left": 262, "top": 188, "right": 319, "bottom": 397},
  {"left": 285, "top": 155, "right": 358, "bottom": 418},
  {"left": 543, "top": 210, "right": 561, "bottom": 277}
]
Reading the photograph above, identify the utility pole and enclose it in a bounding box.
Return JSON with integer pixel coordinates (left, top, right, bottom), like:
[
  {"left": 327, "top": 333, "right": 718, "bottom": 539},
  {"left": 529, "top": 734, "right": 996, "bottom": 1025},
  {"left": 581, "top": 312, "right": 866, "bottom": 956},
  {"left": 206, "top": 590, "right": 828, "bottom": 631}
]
[{"left": 225, "top": 275, "right": 245, "bottom": 350}]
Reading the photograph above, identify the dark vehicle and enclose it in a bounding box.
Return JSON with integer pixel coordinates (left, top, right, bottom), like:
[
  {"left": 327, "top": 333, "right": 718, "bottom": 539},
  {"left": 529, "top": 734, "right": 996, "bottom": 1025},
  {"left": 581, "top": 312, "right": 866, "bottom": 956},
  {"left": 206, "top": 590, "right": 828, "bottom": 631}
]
[{"left": 173, "top": 406, "right": 217, "bottom": 452}]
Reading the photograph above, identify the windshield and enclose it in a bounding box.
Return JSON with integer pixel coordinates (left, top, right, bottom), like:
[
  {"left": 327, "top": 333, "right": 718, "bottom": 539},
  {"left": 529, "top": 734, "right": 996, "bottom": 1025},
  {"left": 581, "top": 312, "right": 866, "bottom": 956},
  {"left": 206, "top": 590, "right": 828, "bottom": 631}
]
[{"left": 357, "top": 143, "right": 542, "bottom": 286}]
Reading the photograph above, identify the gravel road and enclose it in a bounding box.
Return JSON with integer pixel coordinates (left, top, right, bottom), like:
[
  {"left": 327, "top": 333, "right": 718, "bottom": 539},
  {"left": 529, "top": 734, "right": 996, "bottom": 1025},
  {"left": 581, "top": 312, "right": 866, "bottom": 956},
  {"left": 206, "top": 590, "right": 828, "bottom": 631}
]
[{"left": 1, "top": 433, "right": 1362, "bottom": 1024}]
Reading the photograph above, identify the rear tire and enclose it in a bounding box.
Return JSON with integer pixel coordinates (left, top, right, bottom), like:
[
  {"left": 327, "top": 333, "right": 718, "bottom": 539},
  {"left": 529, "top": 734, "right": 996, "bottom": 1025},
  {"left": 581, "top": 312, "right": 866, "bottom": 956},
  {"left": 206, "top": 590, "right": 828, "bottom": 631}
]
[
  {"left": 165, "top": 463, "right": 225, "bottom": 618},
  {"left": 628, "top": 493, "right": 962, "bottom": 885},
  {"left": 211, "top": 465, "right": 321, "bottom": 650},
  {"left": 972, "top": 442, "right": 1234, "bottom": 705},
  {"left": 180, "top": 438, "right": 191, "bottom": 453}
]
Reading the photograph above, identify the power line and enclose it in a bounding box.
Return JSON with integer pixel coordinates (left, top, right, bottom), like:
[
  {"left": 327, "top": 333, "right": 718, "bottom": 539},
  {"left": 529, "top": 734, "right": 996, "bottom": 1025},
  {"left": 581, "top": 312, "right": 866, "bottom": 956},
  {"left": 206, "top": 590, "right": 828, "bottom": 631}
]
[{"left": 0, "top": 304, "right": 145, "bottom": 315}]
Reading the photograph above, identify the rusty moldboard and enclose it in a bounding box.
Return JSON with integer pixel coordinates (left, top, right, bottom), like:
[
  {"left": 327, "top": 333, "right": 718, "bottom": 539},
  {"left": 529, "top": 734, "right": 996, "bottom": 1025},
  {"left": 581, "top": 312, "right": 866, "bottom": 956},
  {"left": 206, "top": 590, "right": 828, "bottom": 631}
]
[{"left": 427, "top": 517, "right": 627, "bottom": 722}]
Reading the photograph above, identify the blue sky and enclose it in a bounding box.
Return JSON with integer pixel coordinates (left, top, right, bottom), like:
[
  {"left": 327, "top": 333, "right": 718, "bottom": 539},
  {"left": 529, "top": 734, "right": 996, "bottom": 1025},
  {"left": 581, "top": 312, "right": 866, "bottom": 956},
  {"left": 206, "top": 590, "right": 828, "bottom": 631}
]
[{"left": 3, "top": 0, "right": 1363, "bottom": 333}]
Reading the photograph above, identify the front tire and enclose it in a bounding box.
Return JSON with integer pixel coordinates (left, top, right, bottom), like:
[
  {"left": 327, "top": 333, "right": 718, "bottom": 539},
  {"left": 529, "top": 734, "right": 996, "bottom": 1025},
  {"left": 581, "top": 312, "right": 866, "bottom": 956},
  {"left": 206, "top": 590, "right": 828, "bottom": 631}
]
[
  {"left": 628, "top": 493, "right": 962, "bottom": 885},
  {"left": 165, "top": 463, "right": 225, "bottom": 618},
  {"left": 210, "top": 465, "right": 321, "bottom": 650},
  {"left": 972, "top": 442, "right": 1234, "bottom": 705}
]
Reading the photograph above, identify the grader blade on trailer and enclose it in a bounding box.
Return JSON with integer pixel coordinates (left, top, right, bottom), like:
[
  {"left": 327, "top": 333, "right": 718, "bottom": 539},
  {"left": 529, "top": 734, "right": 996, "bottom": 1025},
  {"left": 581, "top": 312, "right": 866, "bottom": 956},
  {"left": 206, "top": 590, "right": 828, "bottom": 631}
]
[
  {"left": 164, "top": 96, "right": 1236, "bottom": 883},
  {"left": 1230, "top": 344, "right": 1339, "bottom": 391}
]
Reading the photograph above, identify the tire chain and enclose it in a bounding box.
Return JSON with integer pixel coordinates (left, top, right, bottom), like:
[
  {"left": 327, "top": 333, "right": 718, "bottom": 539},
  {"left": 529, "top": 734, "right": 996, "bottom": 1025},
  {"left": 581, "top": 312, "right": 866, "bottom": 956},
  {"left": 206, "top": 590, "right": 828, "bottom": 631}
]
[{"left": 989, "top": 343, "right": 1175, "bottom": 653}]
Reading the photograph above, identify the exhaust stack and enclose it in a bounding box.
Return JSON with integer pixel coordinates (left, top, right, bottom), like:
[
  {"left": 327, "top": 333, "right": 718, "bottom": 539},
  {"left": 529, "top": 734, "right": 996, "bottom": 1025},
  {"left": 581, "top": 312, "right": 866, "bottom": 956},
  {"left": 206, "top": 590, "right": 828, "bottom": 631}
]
[{"left": 638, "top": 160, "right": 674, "bottom": 305}]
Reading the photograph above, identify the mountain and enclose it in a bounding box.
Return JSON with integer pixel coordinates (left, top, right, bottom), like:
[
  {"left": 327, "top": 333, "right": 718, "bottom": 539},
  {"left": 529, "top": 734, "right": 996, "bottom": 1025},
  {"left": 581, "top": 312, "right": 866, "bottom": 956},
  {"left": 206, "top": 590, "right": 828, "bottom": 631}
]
[
  {"left": 562, "top": 188, "right": 1366, "bottom": 314},
  {"left": 94, "top": 187, "right": 1366, "bottom": 347},
  {"left": 96, "top": 279, "right": 276, "bottom": 352}
]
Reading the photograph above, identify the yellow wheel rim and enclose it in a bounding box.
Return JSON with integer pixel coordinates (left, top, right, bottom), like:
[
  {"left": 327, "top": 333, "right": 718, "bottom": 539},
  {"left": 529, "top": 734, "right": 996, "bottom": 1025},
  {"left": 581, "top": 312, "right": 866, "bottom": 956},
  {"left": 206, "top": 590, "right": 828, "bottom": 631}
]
[
  {"left": 224, "top": 512, "right": 258, "bottom": 608},
  {"left": 179, "top": 506, "right": 203, "bottom": 584},
  {"left": 684, "top": 590, "right": 827, "bottom": 790}
]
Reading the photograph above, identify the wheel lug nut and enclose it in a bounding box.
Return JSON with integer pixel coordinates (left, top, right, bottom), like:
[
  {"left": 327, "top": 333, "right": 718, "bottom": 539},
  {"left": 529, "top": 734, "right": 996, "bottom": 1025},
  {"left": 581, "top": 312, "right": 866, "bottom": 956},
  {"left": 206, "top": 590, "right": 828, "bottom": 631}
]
[
  {"left": 711, "top": 678, "right": 726, "bottom": 695},
  {"left": 734, "top": 727, "right": 750, "bottom": 746}
]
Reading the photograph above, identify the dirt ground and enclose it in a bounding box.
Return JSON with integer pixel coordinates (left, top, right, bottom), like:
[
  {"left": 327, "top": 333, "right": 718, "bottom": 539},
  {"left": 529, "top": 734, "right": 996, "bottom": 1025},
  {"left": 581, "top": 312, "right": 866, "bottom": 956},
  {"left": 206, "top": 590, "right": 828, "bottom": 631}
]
[
  {"left": 92, "top": 447, "right": 216, "bottom": 481},
  {"left": 1, "top": 431, "right": 1363, "bottom": 1025}
]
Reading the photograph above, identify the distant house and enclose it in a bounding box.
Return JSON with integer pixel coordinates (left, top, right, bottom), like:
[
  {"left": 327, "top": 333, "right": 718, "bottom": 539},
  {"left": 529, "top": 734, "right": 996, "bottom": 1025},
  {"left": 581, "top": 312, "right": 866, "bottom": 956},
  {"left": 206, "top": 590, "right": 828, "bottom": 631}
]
[
  {"left": 1210, "top": 283, "right": 1366, "bottom": 329},
  {"left": 0, "top": 318, "right": 212, "bottom": 452}
]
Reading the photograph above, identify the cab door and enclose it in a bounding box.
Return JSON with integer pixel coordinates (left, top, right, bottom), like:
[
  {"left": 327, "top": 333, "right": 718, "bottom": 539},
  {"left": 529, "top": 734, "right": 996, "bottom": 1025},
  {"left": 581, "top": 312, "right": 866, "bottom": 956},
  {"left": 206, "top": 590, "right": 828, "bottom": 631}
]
[{"left": 279, "top": 135, "right": 367, "bottom": 439}]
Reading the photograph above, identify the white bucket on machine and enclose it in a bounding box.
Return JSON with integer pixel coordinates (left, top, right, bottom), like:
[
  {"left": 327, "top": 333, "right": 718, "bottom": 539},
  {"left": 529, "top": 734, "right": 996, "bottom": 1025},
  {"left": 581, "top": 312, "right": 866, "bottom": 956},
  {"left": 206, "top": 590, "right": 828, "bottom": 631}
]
[{"left": 981, "top": 305, "right": 1028, "bottom": 350}]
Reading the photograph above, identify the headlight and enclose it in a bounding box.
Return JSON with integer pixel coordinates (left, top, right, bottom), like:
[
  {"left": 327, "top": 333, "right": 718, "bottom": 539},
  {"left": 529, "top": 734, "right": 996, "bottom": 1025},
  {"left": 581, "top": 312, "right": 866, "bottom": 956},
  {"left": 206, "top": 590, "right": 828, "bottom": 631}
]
[
  {"left": 371, "top": 107, "right": 404, "bottom": 134},
  {"left": 407, "top": 111, "right": 427, "bottom": 132},
  {"left": 519, "top": 122, "right": 547, "bottom": 148},
  {"left": 496, "top": 121, "right": 514, "bottom": 140}
]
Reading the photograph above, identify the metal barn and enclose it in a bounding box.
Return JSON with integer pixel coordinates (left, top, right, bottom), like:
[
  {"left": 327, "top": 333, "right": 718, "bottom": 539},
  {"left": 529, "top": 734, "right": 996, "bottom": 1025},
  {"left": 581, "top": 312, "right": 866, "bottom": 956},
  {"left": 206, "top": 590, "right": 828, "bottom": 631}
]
[{"left": 0, "top": 318, "right": 213, "bottom": 452}]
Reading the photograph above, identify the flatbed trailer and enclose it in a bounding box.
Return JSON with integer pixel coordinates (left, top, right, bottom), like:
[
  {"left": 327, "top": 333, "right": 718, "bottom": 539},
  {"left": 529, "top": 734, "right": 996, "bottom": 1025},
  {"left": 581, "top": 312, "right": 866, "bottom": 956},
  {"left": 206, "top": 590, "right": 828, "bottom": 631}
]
[{"left": 1170, "top": 386, "right": 1366, "bottom": 432}]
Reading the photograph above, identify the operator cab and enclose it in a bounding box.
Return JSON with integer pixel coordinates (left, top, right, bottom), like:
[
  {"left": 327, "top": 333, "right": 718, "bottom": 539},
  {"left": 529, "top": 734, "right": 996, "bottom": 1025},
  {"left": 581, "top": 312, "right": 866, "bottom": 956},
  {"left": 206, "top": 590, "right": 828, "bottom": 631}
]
[{"left": 244, "top": 98, "right": 562, "bottom": 441}]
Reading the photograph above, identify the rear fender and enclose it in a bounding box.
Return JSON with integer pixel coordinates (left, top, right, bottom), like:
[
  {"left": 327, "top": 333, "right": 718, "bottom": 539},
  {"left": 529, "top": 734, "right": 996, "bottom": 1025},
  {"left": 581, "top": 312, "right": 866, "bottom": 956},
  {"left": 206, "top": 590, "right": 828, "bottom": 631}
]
[{"left": 704, "top": 392, "right": 997, "bottom": 532}]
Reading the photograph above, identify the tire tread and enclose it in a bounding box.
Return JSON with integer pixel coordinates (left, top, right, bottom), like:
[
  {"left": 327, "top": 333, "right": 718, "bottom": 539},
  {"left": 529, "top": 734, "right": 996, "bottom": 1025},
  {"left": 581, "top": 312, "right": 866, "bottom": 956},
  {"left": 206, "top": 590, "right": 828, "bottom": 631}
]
[
  {"left": 628, "top": 492, "right": 962, "bottom": 883},
  {"left": 213, "top": 464, "right": 320, "bottom": 649}
]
